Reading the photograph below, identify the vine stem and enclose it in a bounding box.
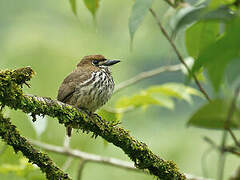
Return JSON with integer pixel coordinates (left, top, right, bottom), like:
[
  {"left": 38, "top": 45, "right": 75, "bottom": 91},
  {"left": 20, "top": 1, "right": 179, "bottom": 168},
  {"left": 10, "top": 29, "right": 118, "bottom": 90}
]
[
  {"left": 114, "top": 64, "right": 182, "bottom": 93},
  {"left": 149, "top": 8, "right": 211, "bottom": 102}
]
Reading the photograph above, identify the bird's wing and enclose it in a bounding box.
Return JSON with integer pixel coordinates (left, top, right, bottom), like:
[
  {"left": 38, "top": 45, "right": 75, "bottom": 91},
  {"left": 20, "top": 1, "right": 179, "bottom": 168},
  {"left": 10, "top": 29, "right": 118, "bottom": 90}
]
[{"left": 57, "top": 70, "right": 91, "bottom": 103}]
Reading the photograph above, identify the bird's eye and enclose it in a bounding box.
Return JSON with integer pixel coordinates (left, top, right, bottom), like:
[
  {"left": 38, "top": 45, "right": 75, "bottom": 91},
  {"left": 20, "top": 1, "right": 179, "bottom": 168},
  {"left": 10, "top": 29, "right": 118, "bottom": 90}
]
[{"left": 92, "top": 60, "right": 99, "bottom": 66}]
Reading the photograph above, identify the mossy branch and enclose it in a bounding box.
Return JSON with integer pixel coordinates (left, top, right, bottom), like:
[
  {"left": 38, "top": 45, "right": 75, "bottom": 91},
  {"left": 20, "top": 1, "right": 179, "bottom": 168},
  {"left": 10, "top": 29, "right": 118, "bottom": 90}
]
[
  {"left": 0, "top": 67, "right": 186, "bottom": 180},
  {"left": 0, "top": 112, "right": 71, "bottom": 180}
]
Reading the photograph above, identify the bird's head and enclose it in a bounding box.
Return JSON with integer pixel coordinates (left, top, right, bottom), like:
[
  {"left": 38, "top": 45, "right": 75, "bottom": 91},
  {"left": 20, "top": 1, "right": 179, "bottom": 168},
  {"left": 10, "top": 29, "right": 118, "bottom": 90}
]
[{"left": 77, "top": 55, "right": 120, "bottom": 71}]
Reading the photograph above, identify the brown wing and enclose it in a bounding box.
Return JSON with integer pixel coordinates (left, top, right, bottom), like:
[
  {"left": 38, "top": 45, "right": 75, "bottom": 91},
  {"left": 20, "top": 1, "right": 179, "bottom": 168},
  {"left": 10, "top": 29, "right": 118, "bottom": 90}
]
[{"left": 57, "top": 69, "right": 91, "bottom": 103}]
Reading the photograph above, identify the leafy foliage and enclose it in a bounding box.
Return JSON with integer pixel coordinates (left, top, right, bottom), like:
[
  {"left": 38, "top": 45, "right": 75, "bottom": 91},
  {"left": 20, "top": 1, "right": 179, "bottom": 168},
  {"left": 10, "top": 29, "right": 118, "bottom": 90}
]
[
  {"left": 185, "top": 21, "right": 219, "bottom": 59},
  {"left": 100, "top": 83, "right": 202, "bottom": 123},
  {"left": 116, "top": 83, "right": 202, "bottom": 110},
  {"left": 174, "top": 0, "right": 240, "bottom": 92},
  {"left": 69, "top": 0, "right": 77, "bottom": 16},
  {"left": 225, "top": 58, "right": 240, "bottom": 88},
  {"left": 129, "top": 0, "right": 153, "bottom": 44},
  {"left": 173, "top": 3, "right": 234, "bottom": 34},
  {"left": 188, "top": 99, "right": 240, "bottom": 129},
  {"left": 68, "top": 0, "right": 100, "bottom": 18},
  {"left": 83, "top": 0, "right": 100, "bottom": 18},
  {"left": 0, "top": 158, "right": 44, "bottom": 179},
  {"left": 192, "top": 16, "right": 240, "bottom": 91}
]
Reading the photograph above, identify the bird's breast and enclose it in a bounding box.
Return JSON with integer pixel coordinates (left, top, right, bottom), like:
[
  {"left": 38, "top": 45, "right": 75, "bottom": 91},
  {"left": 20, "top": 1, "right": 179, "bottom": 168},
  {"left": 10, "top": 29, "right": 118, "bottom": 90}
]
[{"left": 74, "top": 70, "right": 114, "bottom": 112}]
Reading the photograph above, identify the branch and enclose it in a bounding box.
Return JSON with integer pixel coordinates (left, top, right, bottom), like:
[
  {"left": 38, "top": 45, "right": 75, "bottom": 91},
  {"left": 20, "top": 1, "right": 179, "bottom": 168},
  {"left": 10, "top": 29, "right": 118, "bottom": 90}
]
[
  {"left": 227, "top": 128, "right": 240, "bottom": 147},
  {"left": 0, "top": 67, "right": 186, "bottom": 180},
  {"left": 149, "top": 8, "right": 211, "bottom": 102},
  {"left": 29, "top": 139, "right": 138, "bottom": 172},
  {"left": 114, "top": 64, "right": 182, "bottom": 93},
  {"left": 224, "top": 146, "right": 240, "bottom": 157},
  {"left": 0, "top": 112, "right": 71, "bottom": 180},
  {"left": 62, "top": 157, "right": 74, "bottom": 171},
  {"left": 77, "top": 160, "right": 86, "bottom": 180},
  {"left": 185, "top": 174, "right": 213, "bottom": 180},
  {"left": 204, "top": 137, "right": 240, "bottom": 157},
  {"left": 30, "top": 139, "right": 212, "bottom": 180}
]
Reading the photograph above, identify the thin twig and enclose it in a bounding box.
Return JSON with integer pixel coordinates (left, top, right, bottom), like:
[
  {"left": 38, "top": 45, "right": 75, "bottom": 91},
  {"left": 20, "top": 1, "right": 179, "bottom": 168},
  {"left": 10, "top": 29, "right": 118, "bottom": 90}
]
[
  {"left": 227, "top": 128, "right": 240, "bottom": 147},
  {"left": 29, "top": 139, "right": 138, "bottom": 172},
  {"left": 224, "top": 147, "right": 240, "bottom": 157},
  {"left": 149, "top": 8, "right": 211, "bottom": 102},
  {"left": 62, "top": 157, "right": 74, "bottom": 171},
  {"left": 218, "top": 87, "right": 240, "bottom": 180},
  {"left": 77, "top": 160, "right": 86, "bottom": 180},
  {"left": 114, "top": 64, "right": 182, "bottom": 93},
  {"left": 185, "top": 174, "right": 213, "bottom": 180},
  {"left": 204, "top": 136, "right": 240, "bottom": 157},
  {"left": 203, "top": 137, "right": 219, "bottom": 149},
  {"left": 29, "top": 139, "right": 212, "bottom": 180}
]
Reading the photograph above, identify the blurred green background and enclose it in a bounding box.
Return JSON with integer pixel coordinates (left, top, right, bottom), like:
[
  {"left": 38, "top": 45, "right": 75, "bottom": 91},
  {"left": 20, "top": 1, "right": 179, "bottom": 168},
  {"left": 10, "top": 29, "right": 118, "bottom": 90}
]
[{"left": 0, "top": 0, "right": 238, "bottom": 179}]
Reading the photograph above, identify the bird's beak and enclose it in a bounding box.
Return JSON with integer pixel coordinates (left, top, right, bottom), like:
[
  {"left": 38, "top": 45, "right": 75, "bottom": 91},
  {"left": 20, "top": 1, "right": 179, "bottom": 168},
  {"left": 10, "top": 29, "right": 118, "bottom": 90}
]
[{"left": 101, "top": 60, "right": 120, "bottom": 66}]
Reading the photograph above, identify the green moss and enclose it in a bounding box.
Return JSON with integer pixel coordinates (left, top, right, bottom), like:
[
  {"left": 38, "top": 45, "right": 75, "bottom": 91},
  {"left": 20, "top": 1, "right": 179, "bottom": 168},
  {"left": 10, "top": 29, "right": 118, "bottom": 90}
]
[
  {"left": 0, "top": 112, "right": 71, "bottom": 180},
  {"left": 0, "top": 67, "right": 186, "bottom": 180}
]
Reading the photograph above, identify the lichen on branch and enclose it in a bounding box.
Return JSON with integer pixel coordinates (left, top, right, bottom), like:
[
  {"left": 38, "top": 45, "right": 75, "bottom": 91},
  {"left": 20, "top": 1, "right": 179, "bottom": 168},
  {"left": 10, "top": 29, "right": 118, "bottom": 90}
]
[
  {"left": 0, "top": 67, "right": 186, "bottom": 180},
  {"left": 0, "top": 112, "right": 71, "bottom": 179}
]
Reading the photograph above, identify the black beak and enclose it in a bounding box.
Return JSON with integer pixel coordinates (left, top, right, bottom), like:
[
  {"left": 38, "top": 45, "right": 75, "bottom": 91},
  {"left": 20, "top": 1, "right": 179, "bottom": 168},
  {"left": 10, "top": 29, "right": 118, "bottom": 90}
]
[{"left": 102, "top": 60, "right": 120, "bottom": 66}]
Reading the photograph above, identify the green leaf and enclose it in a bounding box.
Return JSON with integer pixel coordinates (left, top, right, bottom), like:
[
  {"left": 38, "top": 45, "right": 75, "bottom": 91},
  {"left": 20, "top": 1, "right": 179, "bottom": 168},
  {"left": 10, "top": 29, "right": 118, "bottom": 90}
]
[
  {"left": 225, "top": 58, "right": 240, "bottom": 87},
  {"left": 69, "top": 0, "right": 77, "bottom": 16},
  {"left": 150, "top": 93, "right": 175, "bottom": 109},
  {"left": 0, "top": 158, "right": 39, "bottom": 177},
  {"left": 116, "top": 93, "right": 161, "bottom": 108},
  {"left": 174, "top": 5, "right": 234, "bottom": 35},
  {"left": 192, "top": 17, "right": 240, "bottom": 91},
  {"left": 147, "top": 83, "right": 202, "bottom": 103},
  {"left": 128, "top": 0, "right": 153, "bottom": 44},
  {"left": 173, "top": 6, "right": 204, "bottom": 34},
  {"left": 208, "top": 0, "right": 227, "bottom": 9},
  {"left": 188, "top": 99, "right": 240, "bottom": 129},
  {"left": 185, "top": 21, "right": 219, "bottom": 59},
  {"left": 116, "top": 83, "right": 202, "bottom": 110},
  {"left": 83, "top": 0, "right": 100, "bottom": 18}
]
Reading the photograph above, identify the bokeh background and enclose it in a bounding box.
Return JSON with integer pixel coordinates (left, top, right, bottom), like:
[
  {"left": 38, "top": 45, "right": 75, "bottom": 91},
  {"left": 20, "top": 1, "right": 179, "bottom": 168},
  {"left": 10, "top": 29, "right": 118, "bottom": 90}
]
[{"left": 0, "top": 0, "right": 238, "bottom": 179}]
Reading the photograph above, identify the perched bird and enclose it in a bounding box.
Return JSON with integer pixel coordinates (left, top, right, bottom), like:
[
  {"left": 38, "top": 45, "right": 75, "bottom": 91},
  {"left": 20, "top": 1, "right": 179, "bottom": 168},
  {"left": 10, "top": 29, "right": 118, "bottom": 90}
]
[{"left": 57, "top": 55, "right": 120, "bottom": 137}]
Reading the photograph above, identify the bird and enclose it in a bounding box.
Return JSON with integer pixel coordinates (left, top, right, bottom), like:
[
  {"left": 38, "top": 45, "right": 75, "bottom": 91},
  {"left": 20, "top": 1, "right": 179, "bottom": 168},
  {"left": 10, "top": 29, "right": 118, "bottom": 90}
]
[{"left": 57, "top": 55, "right": 120, "bottom": 137}]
